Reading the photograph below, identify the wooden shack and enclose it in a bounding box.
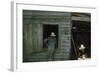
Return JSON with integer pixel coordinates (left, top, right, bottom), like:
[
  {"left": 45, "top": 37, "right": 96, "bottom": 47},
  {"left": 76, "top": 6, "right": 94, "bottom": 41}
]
[{"left": 23, "top": 10, "right": 72, "bottom": 62}]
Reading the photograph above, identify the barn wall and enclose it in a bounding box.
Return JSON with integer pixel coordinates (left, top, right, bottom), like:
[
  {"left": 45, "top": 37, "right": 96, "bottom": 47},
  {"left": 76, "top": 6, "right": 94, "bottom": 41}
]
[{"left": 23, "top": 10, "right": 71, "bottom": 61}]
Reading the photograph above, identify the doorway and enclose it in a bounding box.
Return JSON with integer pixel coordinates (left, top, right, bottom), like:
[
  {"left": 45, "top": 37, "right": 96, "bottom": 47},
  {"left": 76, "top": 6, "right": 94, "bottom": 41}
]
[
  {"left": 43, "top": 24, "right": 58, "bottom": 48},
  {"left": 70, "top": 21, "right": 91, "bottom": 60}
]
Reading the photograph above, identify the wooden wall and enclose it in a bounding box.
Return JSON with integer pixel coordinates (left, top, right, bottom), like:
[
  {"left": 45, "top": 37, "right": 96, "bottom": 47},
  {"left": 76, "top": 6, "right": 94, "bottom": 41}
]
[{"left": 23, "top": 10, "right": 71, "bottom": 61}]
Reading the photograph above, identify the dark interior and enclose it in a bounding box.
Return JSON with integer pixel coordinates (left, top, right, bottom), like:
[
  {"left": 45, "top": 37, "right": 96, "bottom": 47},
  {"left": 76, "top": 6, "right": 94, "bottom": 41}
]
[
  {"left": 43, "top": 24, "right": 58, "bottom": 48},
  {"left": 70, "top": 21, "right": 91, "bottom": 60}
]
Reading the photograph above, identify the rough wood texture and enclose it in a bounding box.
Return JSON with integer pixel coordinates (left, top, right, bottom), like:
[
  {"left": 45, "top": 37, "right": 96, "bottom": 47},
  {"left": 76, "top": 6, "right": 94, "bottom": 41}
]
[{"left": 23, "top": 10, "right": 71, "bottom": 62}]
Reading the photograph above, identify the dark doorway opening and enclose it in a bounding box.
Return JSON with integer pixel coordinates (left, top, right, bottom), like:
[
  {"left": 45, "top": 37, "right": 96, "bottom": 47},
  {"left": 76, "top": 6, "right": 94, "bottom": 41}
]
[
  {"left": 43, "top": 24, "right": 58, "bottom": 48},
  {"left": 70, "top": 21, "right": 91, "bottom": 60}
]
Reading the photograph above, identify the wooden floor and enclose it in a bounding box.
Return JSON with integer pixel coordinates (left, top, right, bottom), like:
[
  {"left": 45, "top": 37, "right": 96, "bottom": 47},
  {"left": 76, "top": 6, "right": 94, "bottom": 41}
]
[{"left": 23, "top": 48, "right": 70, "bottom": 62}]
